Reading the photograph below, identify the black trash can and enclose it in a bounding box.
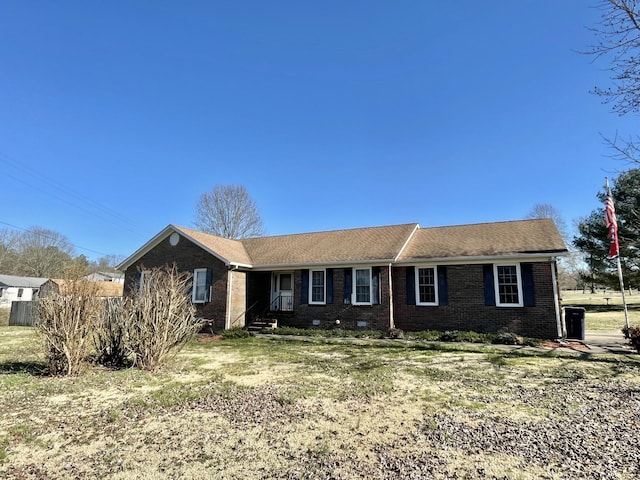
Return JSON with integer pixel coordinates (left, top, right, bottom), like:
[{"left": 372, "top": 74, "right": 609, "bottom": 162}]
[{"left": 564, "top": 307, "right": 586, "bottom": 340}]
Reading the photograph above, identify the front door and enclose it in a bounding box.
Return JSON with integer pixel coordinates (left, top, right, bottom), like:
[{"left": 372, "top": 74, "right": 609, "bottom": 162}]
[{"left": 272, "top": 272, "right": 294, "bottom": 311}]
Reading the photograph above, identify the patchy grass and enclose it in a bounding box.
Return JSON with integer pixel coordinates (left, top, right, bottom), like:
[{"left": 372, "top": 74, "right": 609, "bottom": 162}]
[
  {"left": 0, "top": 309, "right": 9, "bottom": 327},
  {"left": 0, "top": 327, "right": 639, "bottom": 479}
]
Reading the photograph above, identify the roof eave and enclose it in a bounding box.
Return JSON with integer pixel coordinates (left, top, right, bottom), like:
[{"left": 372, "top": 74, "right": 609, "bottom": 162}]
[
  {"left": 250, "top": 258, "right": 398, "bottom": 271},
  {"left": 395, "top": 250, "right": 568, "bottom": 265}
]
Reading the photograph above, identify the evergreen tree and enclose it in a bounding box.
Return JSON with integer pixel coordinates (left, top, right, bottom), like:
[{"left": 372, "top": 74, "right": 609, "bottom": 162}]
[{"left": 573, "top": 169, "right": 640, "bottom": 291}]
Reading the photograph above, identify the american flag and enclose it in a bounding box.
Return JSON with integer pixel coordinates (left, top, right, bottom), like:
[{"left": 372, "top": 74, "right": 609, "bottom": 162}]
[{"left": 605, "top": 189, "right": 619, "bottom": 259}]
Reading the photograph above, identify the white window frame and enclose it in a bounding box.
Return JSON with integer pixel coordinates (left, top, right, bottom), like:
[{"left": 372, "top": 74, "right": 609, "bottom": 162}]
[
  {"left": 309, "top": 269, "right": 326, "bottom": 305},
  {"left": 138, "top": 270, "right": 151, "bottom": 293},
  {"left": 192, "top": 268, "right": 209, "bottom": 304},
  {"left": 352, "top": 267, "right": 373, "bottom": 305},
  {"left": 493, "top": 263, "right": 523, "bottom": 307},
  {"left": 415, "top": 265, "right": 439, "bottom": 306}
]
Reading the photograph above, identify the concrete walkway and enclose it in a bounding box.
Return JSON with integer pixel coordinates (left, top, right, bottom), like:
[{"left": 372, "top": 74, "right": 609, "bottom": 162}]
[{"left": 581, "top": 330, "right": 634, "bottom": 355}]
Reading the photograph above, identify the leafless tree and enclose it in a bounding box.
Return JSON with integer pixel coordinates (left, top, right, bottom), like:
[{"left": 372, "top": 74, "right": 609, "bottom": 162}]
[
  {"left": 0, "top": 227, "right": 18, "bottom": 273},
  {"left": 588, "top": 0, "right": 640, "bottom": 162},
  {"left": 525, "top": 203, "right": 570, "bottom": 242},
  {"left": 15, "top": 227, "right": 75, "bottom": 277},
  {"left": 194, "top": 185, "right": 265, "bottom": 239}
]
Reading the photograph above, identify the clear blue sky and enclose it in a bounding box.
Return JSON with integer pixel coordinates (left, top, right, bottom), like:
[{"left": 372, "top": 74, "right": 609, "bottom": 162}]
[{"left": 0, "top": 1, "right": 636, "bottom": 261}]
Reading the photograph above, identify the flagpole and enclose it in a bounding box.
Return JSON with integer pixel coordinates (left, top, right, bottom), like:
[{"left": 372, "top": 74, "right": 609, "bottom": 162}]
[
  {"left": 605, "top": 177, "right": 630, "bottom": 333},
  {"left": 615, "top": 255, "right": 630, "bottom": 332}
]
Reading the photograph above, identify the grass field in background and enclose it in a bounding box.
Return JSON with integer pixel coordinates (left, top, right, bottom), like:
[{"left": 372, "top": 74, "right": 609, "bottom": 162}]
[{"left": 561, "top": 290, "right": 640, "bottom": 331}]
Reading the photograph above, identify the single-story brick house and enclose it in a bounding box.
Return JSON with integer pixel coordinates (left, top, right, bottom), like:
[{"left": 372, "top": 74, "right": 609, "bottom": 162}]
[{"left": 118, "top": 219, "right": 568, "bottom": 339}]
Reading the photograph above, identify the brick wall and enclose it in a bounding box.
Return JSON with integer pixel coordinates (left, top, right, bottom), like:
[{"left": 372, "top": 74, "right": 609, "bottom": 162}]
[
  {"left": 250, "top": 267, "right": 393, "bottom": 331},
  {"left": 392, "top": 263, "right": 559, "bottom": 339},
  {"left": 123, "top": 234, "right": 230, "bottom": 331},
  {"left": 228, "top": 269, "right": 247, "bottom": 328}
]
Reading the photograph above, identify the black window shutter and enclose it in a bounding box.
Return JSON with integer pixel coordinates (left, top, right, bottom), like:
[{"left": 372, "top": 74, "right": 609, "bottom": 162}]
[
  {"left": 301, "top": 269, "right": 309, "bottom": 304},
  {"left": 372, "top": 267, "right": 380, "bottom": 304},
  {"left": 327, "top": 269, "right": 334, "bottom": 304},
  {"left": 437, "top": 266, "right": 448, "bottom": 306},
  {"left": 406, "top": 266, "right": 416, "bottom": 305},
  {"left": 521, "top": 263, "right": 535, "bottom": 307},
  {"left": 483, "top": 265, "right": 496, "bottom": 306},
  {"left": 343, "top": 269, "right": 352, "bottom": 304},
  {"left": 205, "top": 268, "right": 212, "bottom": 302}
]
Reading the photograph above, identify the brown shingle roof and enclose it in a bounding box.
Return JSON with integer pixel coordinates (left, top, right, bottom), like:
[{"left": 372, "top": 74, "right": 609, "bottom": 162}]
[
  {"left": 173, "top": 225, "right": 253, "bottom": 266},
  {"left": 241, "top": 223, "right": 419, "bottom": 267},
  {"left": 121, "top": 219, "right": 566, "bottom": 271},
  {"left": 397, "top": 218, "right": 567, "bottom": 261}
]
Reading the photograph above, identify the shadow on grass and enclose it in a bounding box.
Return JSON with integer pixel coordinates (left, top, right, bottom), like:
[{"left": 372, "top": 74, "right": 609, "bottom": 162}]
[{"left": 0, "top": 361, "right": 47, "bottom": 376}]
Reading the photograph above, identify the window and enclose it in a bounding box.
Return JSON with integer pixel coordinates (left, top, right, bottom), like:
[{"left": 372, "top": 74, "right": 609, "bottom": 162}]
[
  {"left": 354, "top": 268, "right": 372, "bottom": 304},
  {"left": 494, "top": 264, "right": 523, "bottom": 306},
  {"left": 192, "top": 268, "right": 210, "bottom": 303},
  {"left": 416, "top": 266, "right": 438, "bottom": 305},
  {"left": 310, "top": 269, "right": 326, "bottom": 304},
  {"left": 17, "top": 288, "right": 24, "bottom": 298},
  {"left": 137, "top": 270, "right": 150, "bottom": 293}
]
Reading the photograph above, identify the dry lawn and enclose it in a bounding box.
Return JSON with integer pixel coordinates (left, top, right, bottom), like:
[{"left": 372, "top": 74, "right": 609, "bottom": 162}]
[
  {"left": 0, "top": 327, "right": 639, "bottom": 479},
  {"left": 0, "top": 309, "right": 9, "bottom": 327}
]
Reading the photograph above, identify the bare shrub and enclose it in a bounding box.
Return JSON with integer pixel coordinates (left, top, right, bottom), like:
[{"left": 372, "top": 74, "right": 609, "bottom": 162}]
[
  {"left": 93, "top": 298, "right": 129, "bottom": 367},
  {"left": 125, "top": 265, "right": 201, "bottom": 371},
  {"left": 37, "top": 277, "right": 102, "bottom": 375}
]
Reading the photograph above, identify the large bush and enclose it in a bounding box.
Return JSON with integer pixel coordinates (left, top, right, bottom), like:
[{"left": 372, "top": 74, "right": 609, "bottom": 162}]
[
  {"left": 93, "top": 298, "right": 129, "bottom": 368},
  {"left": 125, "top": 265, "right": 202, "bottom": 371},
  {"left": 37, "top": 278, "right": 102, "bottom": 375},
  {"left": 622, "top": 325, "right": 640, "bottom": 353}
]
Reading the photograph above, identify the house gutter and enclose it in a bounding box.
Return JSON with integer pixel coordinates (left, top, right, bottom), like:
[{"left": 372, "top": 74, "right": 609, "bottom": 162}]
[
  {"left": 551, "top": 258, "right": 563, "bottom": 339},
  {"left": 226, "top": 265, "right": 239, "bottom": 330},
  {"left": 392, "top": 252, "right": 568, "bottom": 266},
  {"left": 250, "top": 259, "right": 398, "bottom": 271}
]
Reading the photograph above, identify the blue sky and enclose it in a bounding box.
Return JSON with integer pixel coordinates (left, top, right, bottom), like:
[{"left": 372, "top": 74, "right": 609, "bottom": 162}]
[{"left": 0, "top": 1, "right": 636, "bottom": 261}]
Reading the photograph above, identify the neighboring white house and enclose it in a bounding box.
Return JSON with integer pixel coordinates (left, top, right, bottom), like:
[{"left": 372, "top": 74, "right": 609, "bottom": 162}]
[
  {"left": 0, "top": 274, "right": 49, "bottom": 309},
  {"left": 84, "top": 271, "right": 125, "bottom": 284}
]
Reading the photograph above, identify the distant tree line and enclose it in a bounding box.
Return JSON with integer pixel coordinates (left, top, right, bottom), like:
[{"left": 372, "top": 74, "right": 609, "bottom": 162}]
[{"left": 0, "top": 226, "right": 122, "bottom": 278}]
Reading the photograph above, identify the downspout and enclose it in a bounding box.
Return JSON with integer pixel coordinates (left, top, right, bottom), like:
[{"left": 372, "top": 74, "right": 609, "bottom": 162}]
[
  {"left": 550, "top": 258, "right": 563, "bottom": 339},
  {"left": 388, "top": 263, "right": 395, "bottom": 330},
  {"left": 226, "top": 265, "right": 238, "bottom": 330}
]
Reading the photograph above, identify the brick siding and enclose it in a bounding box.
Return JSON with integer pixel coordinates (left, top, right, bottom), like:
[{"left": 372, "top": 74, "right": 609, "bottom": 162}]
[
  {"left": 123, "top": 235, "right": 230, "bottom": 331},
  {"left": 392, "top": 263, "right": 559, "bottom": 339},
  {"left": 246, "top": 267, "right": 393, "bottom": 331}
]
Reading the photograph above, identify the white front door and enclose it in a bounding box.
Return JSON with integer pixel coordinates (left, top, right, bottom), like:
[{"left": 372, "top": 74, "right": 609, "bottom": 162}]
[{"left": 272, "top": 272, "right": 294, "bottom": 311}]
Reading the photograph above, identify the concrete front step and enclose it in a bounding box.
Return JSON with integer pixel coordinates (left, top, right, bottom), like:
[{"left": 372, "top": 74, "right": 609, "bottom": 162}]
[{"left": 247, "top": 319, "right": 278, "bottom": 332}]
